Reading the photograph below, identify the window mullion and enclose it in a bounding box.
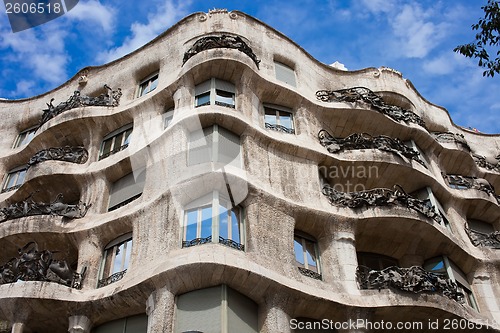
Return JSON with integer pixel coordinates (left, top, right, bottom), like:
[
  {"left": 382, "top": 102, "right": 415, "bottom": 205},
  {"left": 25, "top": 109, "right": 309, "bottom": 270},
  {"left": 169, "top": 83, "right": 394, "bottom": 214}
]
[
  {"left": 210, "top": 78, "right": 216, "bottom": 105},
  {"left": 196, "top": 208, "right": 202, "bottom": 239},
  {"left": 227, "top": 208, "right": 232, "bottom": 241},
  {"left": 213, "top": 191, "right": 220, "bottom": 243},
  {"left": 120, "top": 242, "right": 127, "bottom": 272},
  {"left": 302, "top": 238, "right": 308, "bottom": 270}
]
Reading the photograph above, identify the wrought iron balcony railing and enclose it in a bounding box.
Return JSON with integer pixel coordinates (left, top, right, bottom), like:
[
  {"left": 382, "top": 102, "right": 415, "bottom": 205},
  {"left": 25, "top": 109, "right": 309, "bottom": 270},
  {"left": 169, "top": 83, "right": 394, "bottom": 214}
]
[
  {"left": 28, "top": 146, "right": 88, "bottom": 167},
  {"left": 465, "top": 227, "right": 500, "bottom": 248},
  {"left": 182, "top": 235, "right": 244, "bottom": 251},
  {"left": 298, "top": 267, "right": 322, "bottom": 280},
  {"left": 265, "top": 122, "right": 295, "bottom": 134},
  {"left": 443, "top": 174, "right": 499, "bottom": 203},
  {"left": 97, "top": 270, "right": 127, "bottom": 288}
]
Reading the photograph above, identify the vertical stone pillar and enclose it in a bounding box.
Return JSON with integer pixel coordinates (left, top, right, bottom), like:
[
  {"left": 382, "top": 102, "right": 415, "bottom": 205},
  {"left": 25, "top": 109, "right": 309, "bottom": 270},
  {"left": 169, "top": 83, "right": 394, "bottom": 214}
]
[
  {"left": 68, "top": 315, "right": 92, "bottom": 333},
  {"left": 75, "top": 231, "right": 102, "bottom": 289},
  {"left": 10, "top": 323, "right": 24, "bottom": 333},
  {"left": 472, "top": 266, "right": 500, "bottom": 324},
  {"left": 258, "top": 293, "right": 292, "bottom": 333},
  {"left": 146, "top": 287, "right": 176, "bottom": 333}
]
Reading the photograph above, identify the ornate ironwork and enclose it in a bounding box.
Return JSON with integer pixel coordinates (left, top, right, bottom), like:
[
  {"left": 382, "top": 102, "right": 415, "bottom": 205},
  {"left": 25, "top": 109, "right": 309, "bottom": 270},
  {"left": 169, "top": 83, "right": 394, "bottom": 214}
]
[
  {"left": 97, "top": 269, "right": 127, "bottom": 288},
  {"left": 473, "top": 154, "right": 500, "bottom": 173},
  {"left": 182, "top": 236, "right": 213, "bottom": 248},
  {"left": 28, "top": 146, "right": 88, "bottom": 168},
  {"left": 443, "top": 174, "right": 498, "bottom": 202},
  {"left": 219, "top": 236, "right": 244, "bottom": 251},
  {"left": 183, "top": 35, "right": 261, "bottom": 68},
  {"left": 298, "top": 267, "right": 322, "bottom": 280},
  {"left": 322, "top": 184, "right": 442, "bottom": 223},
  {"left": 1, "top": 184, "right": 22, "bottom": 194},
  {"left": 0, "top": 242, "right": 86, "bottom": 289},
  {"left": 0, "top": 193, "right": 91, "bottom": 223},
  {"left": 265, "top": 122, "right": 295, "bottom": 134},
  {"left": 40, "top": 85, "right": 122, "bottom": 126},
  {"left": 465, "top": 226, "right": 500, "bottom": 248},
  {"left": 215, "top": 101, "right": 235, "bottom": 108},
  {"left": 316, "top": 87, "right": 425, "bottom": 128},
  {"left": 318, "top": 130, "right": 426, "bottom": 167},
  {"left": 356, "top": 265, "right": 463, "bottom": 303},
  {"left": 432, "top": 132, "right": 470, "bottom": 150}
]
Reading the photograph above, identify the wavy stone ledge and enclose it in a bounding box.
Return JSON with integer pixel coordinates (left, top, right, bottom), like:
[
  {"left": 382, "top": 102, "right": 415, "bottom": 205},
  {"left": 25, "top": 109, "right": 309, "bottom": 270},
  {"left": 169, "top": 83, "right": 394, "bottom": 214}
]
[
  {"left": 322, "top": 184, "right": 442, "bottom": 223},
  {"left": 318, "top": 129, "right": 426, "bottom": 167},
  {"left": 28, "top": 146, "right": 88, "bottom": 167},
  {"left": 0, "top": 193, "right": 90, "bottom": 222},
  {"left": 443, "top": 174, "right": 498, "bottom": 202},
  {"left": 316, "top": 87, "right": 426, "bottom": 128},
  {"left": 465, "top": 227, "right": 500, "bottom": 248},
  {"left": 183, "top": 34, "right": 261, "bottom": 68},
  {"left": 0, "top": 242, "right": 85, "bottom": 289},
  {"left": 432, "top": 132, "right": 470, "bottom": 151},
  {"left": 40, "top": 85, "right": 122, "bottom": 126},
  {"left": 356, "top": 265, "right": 463, "bottom": 303}
]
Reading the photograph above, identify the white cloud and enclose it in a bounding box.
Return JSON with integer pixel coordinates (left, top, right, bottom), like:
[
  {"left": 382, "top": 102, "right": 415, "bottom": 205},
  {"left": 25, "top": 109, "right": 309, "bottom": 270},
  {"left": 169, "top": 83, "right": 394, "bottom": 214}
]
[
  {"left": 97, "top": 0, "right": 190, "bottom": 63},
  {"left": 358, "top": 0, "right": 396, "bottom": 14},
  {"left": 13, "top": 80, "right": 36, "bottom": 96},
  {"left": 65, "top": 0, "right": 116, "bottom": 33}
]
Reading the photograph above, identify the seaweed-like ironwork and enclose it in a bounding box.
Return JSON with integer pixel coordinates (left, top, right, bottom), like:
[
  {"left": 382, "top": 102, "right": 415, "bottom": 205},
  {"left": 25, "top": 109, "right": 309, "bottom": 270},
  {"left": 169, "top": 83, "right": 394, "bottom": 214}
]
[
  {"left": 40, "top": 85, "right": 122, "bottom": 126},
  {"left": 97, "top": 269, "right": 127, "bottom": 288},
  {"left": 472, "top": 154, "right": 500, "bottom": 173},
  {"left": 183, "top": 35, "right": 261, "bottom": 68},
  {"left": 265, "top": 122, "right": 295, "bottom": 134},
  {"left": 465, "top": 226, "right": 500, "bottom": 248},
  {"left": 316, "top": 87, "right": 425, "bottom": 128},
  {"left": 182, "top": 236, "right": 213, "bottom": 248},
  {"left": 318, "top": 130, "right": 426, "bottom": 167},
  {"left": 298, "top": 267, "right": 322, "bottom": 280},
  {"left": 321, "top": 184, "right": 442, "bottom": 223},
  {"left": 28, "top": 146, "right": 88, "bottom": 168},
  {"left": 0, "top": 242, "right": 86, "bottom": 289},
  {"left": 0, "top": 193, "right": 91, "bottom": 223},
  {"left": 356, "top": 265, "right": 463, "bottom": 303},
  {"left": 432, "top": 132, "right": 470, "bottom": 151},
  {"left": 443, "top": 174, "right": 498, "bottom": 202},
  {"left": 219, "top": 236, "right": 244, "bottom": 251}
]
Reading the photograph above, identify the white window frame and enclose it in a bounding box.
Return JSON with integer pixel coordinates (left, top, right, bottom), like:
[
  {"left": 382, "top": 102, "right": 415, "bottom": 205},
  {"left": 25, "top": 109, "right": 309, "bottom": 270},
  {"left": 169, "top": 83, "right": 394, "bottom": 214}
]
[
  {"left": 13, "top": 126, "right": 37, "bottom": 148},
  {"left": 294, "top": 231, "right": 321, "bottom": 275},
  {"left": 195, "top": 78, "right": 235, "bottom": 108},
  {"left": 2, "top": 165, "right": 28, "bottom": 193},
  {"left": 263, "top": 104, "right": 295, "bottom": 134},
  {"left": 99, "top": 124, "right": 133, "bottom": 160},
  {"left": 137, "top": 72, "right": 159, "bottom": 97},
  {"left": 182, "top": 191, "right": 245, "bottom": 250},
  {"left": 187, "top": 124, "right": 241, "bottom": 168},
  {"left": 97, "top": 233, "right": 133, "bottom": 288}
]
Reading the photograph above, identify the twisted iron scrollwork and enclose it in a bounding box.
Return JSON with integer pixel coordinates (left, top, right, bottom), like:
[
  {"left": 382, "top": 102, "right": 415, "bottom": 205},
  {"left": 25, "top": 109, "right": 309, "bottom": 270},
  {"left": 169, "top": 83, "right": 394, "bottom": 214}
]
[
  {"left": 473, "top": 154, "right": 500, "bottom": 173},
  {"left": 0, "top": 242, "right": 86, "bottom": 289},
  {"left": 182, "top": 236, "right": 213, "bottom": 248},
  {"left": 182, "top": 236, "right": 244, "bottom": 251},
  {"left": 356, "top": 265, "right": 463, "bottom": 303},
  {"left": 432, "top": 132, "right": 470, "bottom": 150},
  {"left": 97, "top": 269, "right": 127, "bottom": 288},
  {"left": 0, "top": 193, "right": 91, "bottom": 223},
  {"left": 298, "top": 267, "right": 322, "bottom": 280},
  {"left": 443, "top": 174, "right": 498, "bottom": 202},
  {"left": 465, "top": 226, "right": 500, "bottom": 248},
  {"left": 265, "top": 122, "right": 295, "bottom": 134},
  {"left": 219, "top": 236, "right": 244, "bottom": 251},
  {"left": 322, "top": 184, "right": 442, "bottom": 223},
  {"left": 316, "top": 87, "right": 426, "bottom": 128},
  {"left": 318, "top": 130, "right": 426, "bottom": 167},
  {"left": 28, "top": 146, "right": 88, "bottom": 168},
  {"left": 183, "top": 35, "right": 261, "bottom": 68},
  {"left": 40, "top": 85, "right": 122, "bottom": 126}
]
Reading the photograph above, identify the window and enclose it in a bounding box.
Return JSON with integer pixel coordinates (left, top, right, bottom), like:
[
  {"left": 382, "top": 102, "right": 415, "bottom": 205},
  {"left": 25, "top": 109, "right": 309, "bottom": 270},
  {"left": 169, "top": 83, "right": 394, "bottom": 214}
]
[
  {"left": 404, "top": 140, "right": 429, "bottom": 168},
  {"left": 164, "top": 109, "right": 174, "bottom": 129},
  {"left": 13, "top": 127, "right": 37, "bottom": 148},
  {"left": 182, "top": 191, "right": 244, "bottom": 250},
  {"left": 175, "top": 285, "right": 258, "bottom": 333},
  {"left": 411, "top": 187, "right": 451, "bottom": 231},
  {"left": 97, "top": 233, "right": 132, "bottom": 288},
  {"left": 274, "top": 61, "right": 296, "bottom": 87},
  {"left": 188, "top": 125, "right": 241, "bottom": 168},
  {"left": 424, "top": 256, "right": 478, "bottom": 310},
  {"left": 294, "top": 232, "right": 321, "bottom": 279},
  {"left": 264, "top": 105, "right": 295, "bottom": 134},
  {"left": 108, "top": 171, "right": 146, "bottom": 211},
  {"left": 357, "top": 252, "right": 399, "bottom": 270},
  {"left": 2, "top": 166, "right": 28, "bottom": 193},
  {"left": 195, "top": 78, "right": 235, "bottom": 108},
  {"left": 92, "top": 314, "right": 147, "bottom": 333},
  {"left": 138, "top": 73, "right": 159, "bottom": 97},
  {"left": 99, "top": 124, "right": 133, "bottom": 160}
]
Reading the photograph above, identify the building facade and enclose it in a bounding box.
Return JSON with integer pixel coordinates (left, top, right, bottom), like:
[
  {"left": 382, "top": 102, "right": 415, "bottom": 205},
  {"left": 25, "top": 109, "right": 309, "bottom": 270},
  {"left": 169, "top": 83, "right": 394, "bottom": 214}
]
[{"left": 1, "top": 9, "right": 500, "bottom": 333}]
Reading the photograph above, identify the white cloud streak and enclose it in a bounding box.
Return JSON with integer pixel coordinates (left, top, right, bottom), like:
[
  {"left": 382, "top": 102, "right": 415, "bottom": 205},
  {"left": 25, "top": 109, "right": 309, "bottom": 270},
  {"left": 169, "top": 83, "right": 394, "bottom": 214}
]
[
  {"left": 97, "top": 0, "right": 191, "bottom": 64},
  {"left": 65, "top": 0, "right": 116, "bottom": 33}
]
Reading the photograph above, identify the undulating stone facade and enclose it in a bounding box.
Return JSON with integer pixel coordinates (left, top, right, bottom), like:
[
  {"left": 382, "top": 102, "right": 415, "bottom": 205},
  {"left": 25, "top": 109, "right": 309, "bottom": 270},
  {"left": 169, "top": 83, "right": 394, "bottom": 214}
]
[{"left": 0, "top": 9, "right": 499, "bottom": 333}]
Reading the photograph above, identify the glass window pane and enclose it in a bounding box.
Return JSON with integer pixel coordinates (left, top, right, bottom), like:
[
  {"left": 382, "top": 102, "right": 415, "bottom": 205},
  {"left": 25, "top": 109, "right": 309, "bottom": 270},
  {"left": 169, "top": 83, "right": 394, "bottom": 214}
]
[
  {"left": 424, "top": 257, "right": 446, "bottom": 274},
  {"left": 201, "top": 206, "right": 212, "bottom": 239},
  {"left": 185, "top": 210, "right": 198, "bottom": 241},
  {"left": 196, "top": 92, "right": 211, "bottom": 107},
  {"left": 123, "top": 129, "right": 133, "bottom": 146},
  {"left": 16, "top": 170, "right": 26, "bottom": 186},
  {"left": 219, "top": 205, "right": 229, "bottom": 239},
  {"left": 215, "top": 90, "right": 234, "bottom": 106},
  {"left": 123, "top": 240, "right": 132, "bottom": 271},
  {"left": 102, "top": 248, "right": 113, "bottom": 278},
  {"left": 5, "top": 173, "right": 17, "bottom": 189},
  {"left": 149, "top": 75, "right": 158, "bottom": 92},
  {"left": 279, "top": 111, "right": 293, "bottom": 129},
  {"left": 294, "top": 238, "right": 305, "bottom": 265},
  {"left": 305, "top": 240, "right": 318, "bottom": 270},
  {"left": 114, "top": 132, "right": 124, "bottom": 150},
  {"left": 101, "top": 138, "right": 113, "bottom": 157},
  {"left": 231, "top": 210, "right": 240, "bottom": 243},
  {"left": 112, "top": 243, "right": 125, "bottom": 274},
  {"left": 264, "top": 108, "right": 277, "bottom": 125}
]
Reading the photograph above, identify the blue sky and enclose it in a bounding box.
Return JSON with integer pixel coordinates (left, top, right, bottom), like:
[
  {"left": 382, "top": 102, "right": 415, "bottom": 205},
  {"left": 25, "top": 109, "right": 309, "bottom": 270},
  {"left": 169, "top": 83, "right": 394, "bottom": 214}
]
[{"left": 1, "top": 0, "right": 499, "bottom": 133}]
